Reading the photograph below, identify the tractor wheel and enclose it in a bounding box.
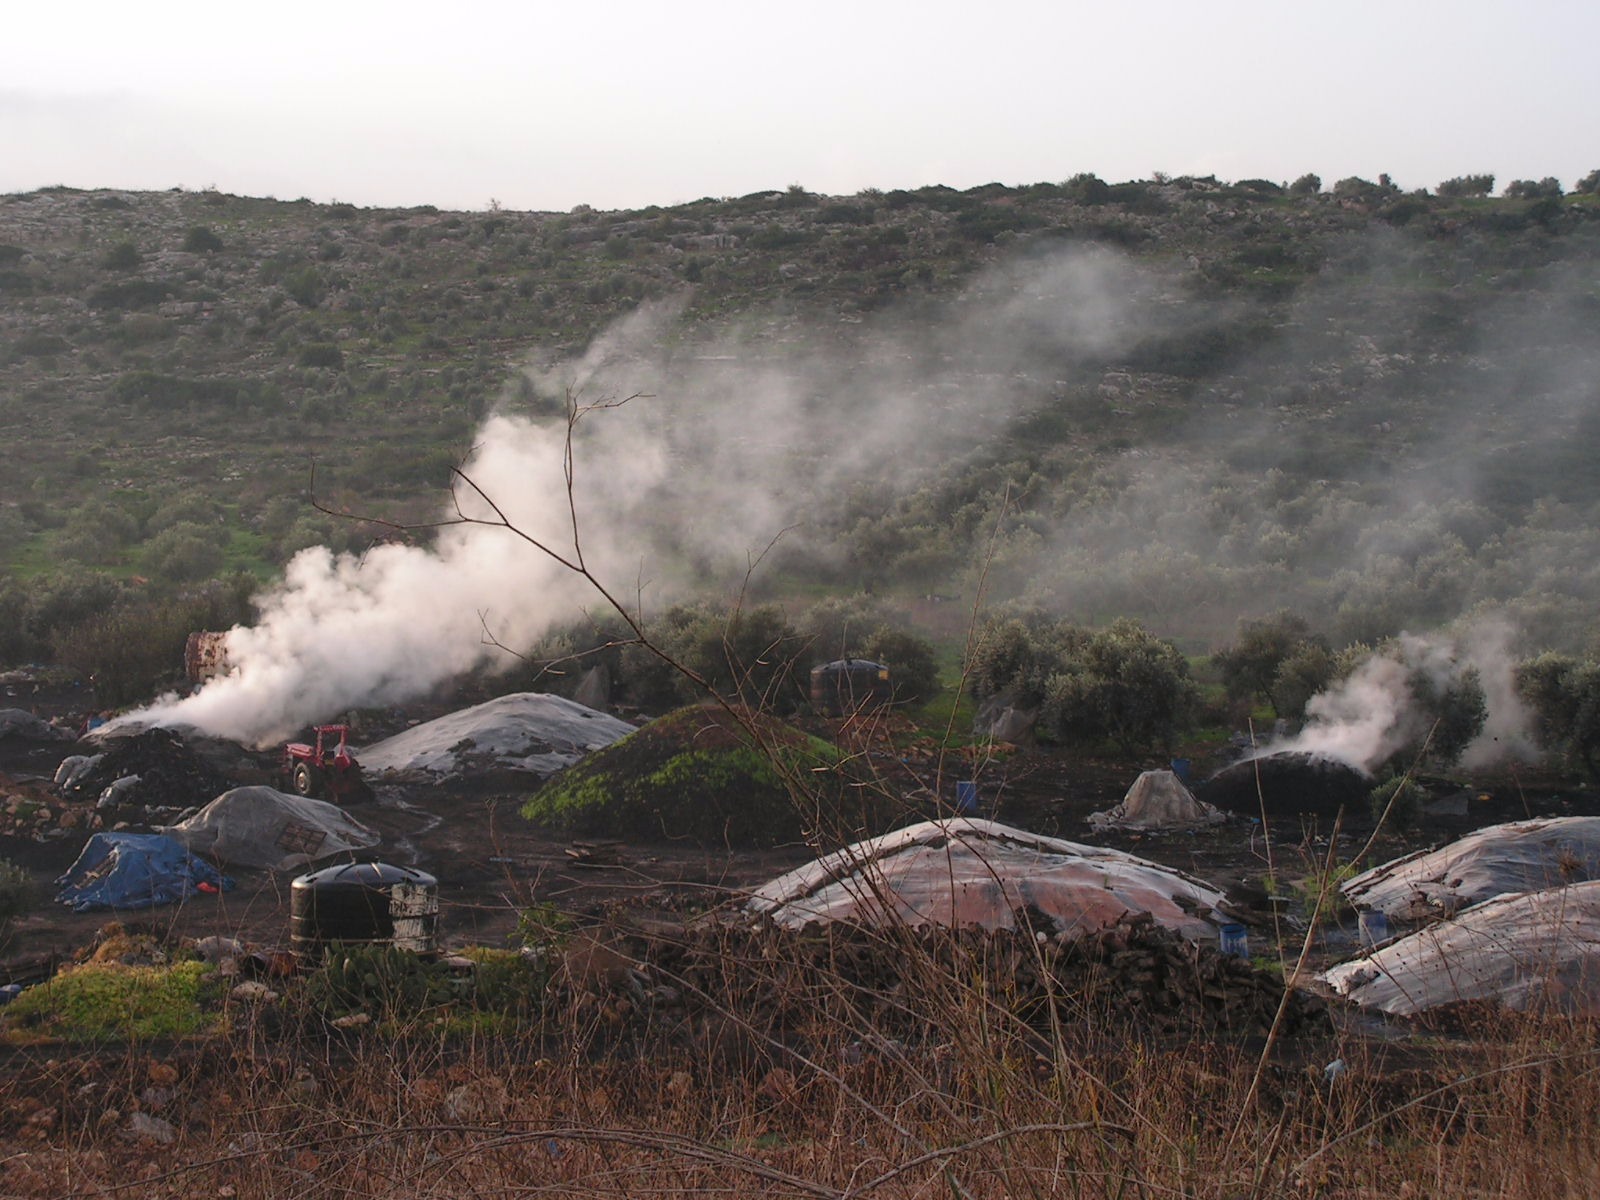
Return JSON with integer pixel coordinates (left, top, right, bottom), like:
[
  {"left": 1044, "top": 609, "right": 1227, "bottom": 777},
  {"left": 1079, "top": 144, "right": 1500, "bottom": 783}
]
[{"left": 292, "top": 763, "right": 320, "bottom": 797}]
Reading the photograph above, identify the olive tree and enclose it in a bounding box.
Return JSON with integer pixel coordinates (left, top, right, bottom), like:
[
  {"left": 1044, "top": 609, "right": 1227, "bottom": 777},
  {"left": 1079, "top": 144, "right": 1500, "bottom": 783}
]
[
  {"left": 1040, "top": 619, "right": 1199, "bottom": 755},
  {"left": 968, "top": 616, "right": 1197, "bottom": 754},
  {"left": 1214, "top": 610, "right": 1331, "bottom": 719},
  {"left": 1516, "top": 653, "right": 1600, "bottom": 777}
]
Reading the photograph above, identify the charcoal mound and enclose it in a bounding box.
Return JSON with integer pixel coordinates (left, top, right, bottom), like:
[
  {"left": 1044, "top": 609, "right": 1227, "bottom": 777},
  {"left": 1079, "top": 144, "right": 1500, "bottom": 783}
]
[
  {"left": 65, "top": 728, "right": 235, "bottom": 812},
  {"left": 1195, "top": 750, "right": 1372, "bottom": 821}
]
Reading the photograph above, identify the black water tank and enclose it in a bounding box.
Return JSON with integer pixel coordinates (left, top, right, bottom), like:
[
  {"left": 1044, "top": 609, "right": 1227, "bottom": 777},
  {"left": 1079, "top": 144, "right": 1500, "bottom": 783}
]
[
  {"left": 290, "top": 861, "right": 439, "bottom": 962},
  {"left": 810, "top": 658, "right": 892, "bottom": 716}
]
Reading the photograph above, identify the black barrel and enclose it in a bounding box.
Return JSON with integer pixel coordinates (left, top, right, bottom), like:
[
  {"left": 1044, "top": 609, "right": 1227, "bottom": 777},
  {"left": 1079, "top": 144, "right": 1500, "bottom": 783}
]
[{"left": 290, "top": 861, "right": 439, "bottom": 962}]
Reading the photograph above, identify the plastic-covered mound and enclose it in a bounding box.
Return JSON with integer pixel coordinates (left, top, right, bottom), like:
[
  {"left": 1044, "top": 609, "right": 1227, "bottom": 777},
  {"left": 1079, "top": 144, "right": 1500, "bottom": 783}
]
[
  {"left": 0, "top": 708, "right": 72, "bottom": 743},
  {"left": 1089, "top": 769, "right": 1227, "bottom": 831},
  {"left": 55, "top": 832, "right": 234, "bottom": 912},
  {"left": 359, "top": 692, "right": 635, "bottom": 784},
  {"left": 1195, "top": 750, "right": 1373, "bottom": 819},
  {"left": 748, "top": 818, "right": 1233, "bottom": 941},
  {"left": 1321, "top": 881, "right": 1600, "bottom": 1016},
  {"left": 525, "top": 703, "right": 878, "bottom": 849},
  {"left": 1343, "top": 817, "right": 1600, "bottom": 923},
  {"left": 60, "top": 727, "right": 235, "bottom": 812},
  {"left": 159, "top": 787, "right": 380, "bottom": 871}
]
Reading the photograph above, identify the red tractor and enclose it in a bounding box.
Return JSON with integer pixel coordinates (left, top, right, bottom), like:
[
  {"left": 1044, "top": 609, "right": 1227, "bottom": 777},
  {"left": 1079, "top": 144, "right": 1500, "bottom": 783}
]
[{"left": 283, "top": 725, "right": 371, "bottom": 804}]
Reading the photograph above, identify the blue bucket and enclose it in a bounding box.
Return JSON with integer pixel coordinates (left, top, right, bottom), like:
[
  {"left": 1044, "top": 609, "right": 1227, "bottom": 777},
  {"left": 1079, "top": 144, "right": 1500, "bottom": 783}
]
[{"left": 955, "top": 780, "right": 978, "bottom": 814}]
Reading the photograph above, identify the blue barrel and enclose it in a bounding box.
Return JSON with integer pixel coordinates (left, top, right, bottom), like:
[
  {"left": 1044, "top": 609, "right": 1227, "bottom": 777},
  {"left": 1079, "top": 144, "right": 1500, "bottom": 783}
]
[
  {"left": 1219, "top": 924, "right": 1249, "bottom": 958},
  {"left": 955, "top": 780, "right": 979, "bottom": 814},
  {"left": 1358, "top": 909, "right": 1389, "bottom": 947},
  {"left": 1169, "top": 758, "right": 1192, "bottom": 784}
]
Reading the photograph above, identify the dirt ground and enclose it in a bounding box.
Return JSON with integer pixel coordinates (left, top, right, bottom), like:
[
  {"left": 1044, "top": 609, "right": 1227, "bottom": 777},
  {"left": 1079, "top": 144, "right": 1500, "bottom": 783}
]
[{"left": 1, "top": 699, "right": 1593, "bottom": 988}]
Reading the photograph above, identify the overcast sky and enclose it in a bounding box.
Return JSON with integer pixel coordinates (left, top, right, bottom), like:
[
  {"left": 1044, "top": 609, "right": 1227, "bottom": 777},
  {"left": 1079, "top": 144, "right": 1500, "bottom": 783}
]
[{"left": 4, "top": 0, "right": 1595, "bottom": 213}]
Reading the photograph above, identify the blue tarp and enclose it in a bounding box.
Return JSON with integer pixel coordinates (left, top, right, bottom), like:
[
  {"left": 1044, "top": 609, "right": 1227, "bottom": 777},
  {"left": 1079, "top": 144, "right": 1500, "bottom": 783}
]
[{"left": 55, "top": 832, "right": 234, "bottom": 912}]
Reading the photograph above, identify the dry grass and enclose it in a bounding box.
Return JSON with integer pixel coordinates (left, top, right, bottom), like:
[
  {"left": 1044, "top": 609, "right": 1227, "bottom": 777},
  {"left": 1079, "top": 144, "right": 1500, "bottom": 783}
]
[{"left": 5, "top": 909, "right": 1600, "bottom": 1200}]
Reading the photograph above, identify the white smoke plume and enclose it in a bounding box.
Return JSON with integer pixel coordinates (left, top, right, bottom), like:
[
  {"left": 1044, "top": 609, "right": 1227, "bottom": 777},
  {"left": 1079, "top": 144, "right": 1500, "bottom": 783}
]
[
  {"left": 112, "top": 225, "right": 1580, "bottom": 753},
  {"left": 120, "top": 245, "right": 1167, "bottom": 746},
  {"left": 124, "top": 413, "right": 660, "bottom": 746},
  {"left": 1272, "top": 620, "right": 1534, "bottom": 773}
]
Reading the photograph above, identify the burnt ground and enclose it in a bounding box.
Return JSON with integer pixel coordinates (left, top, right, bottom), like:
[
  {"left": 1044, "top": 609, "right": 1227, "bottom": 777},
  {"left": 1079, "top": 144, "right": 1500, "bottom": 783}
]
[{"left": 1, "top": 705, "right": 1595, "bottom": 990}]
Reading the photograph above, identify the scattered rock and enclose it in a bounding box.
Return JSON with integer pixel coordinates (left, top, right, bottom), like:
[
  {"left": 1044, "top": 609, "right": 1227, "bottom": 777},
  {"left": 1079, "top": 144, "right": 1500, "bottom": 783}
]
[{"left": 126, "top": 1111, "right": 177, "bottom": 1144}]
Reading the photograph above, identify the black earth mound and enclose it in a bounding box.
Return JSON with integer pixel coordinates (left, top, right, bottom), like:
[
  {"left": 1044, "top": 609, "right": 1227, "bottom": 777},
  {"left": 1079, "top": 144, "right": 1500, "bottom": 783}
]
[
  {"left": 68, "top": 728, "right": 235, "bottom": 812},
  {"left": 1195, "top": 750, "right": 1373, "bottom": 821}
]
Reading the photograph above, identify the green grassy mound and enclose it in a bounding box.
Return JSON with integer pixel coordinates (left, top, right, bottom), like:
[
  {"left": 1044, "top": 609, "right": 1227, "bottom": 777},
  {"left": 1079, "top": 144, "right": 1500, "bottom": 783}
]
[
  {"left": 2, "top": 960, "right": 221, "bottom": 1042},
  {"left": 521, "top": 703, "right": 886, "bottom": 848}
]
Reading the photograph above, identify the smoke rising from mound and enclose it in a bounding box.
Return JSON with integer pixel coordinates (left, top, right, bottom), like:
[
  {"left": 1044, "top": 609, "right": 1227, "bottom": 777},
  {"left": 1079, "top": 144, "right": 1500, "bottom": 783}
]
[
  {"left": 117, "top": 228, "right": 1596, "bottom": 750},
  {"left": 125, "top": 246, "right": 1174, "bottom": 745},
  {"left": 1269, "top": 621, "right": 1534, "bottom": 774}
]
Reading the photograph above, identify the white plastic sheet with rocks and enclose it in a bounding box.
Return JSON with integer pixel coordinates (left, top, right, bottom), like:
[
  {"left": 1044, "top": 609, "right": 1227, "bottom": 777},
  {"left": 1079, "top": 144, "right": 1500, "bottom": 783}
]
[
  {"left": 1341, "top": 817, "right": 1600, "bottom": 923},
  {"left": 160, "top": 787, "right": 380, "bottom": 871},
  {"left": 358, "top": 693, "right": 635, "bottom": 783},
  {"left": 1321, "top": 880, "right": 1600, "bottom": 1016},
  {"left": 748, "top": 817, "right": 1231, "bottom": 942},
  {"left": 1089, "top": 769, "right": 1227, "bottom": 832}
]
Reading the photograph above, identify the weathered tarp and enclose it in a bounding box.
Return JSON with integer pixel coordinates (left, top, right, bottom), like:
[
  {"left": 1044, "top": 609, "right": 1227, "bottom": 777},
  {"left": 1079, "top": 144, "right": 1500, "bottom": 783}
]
[
  {"left": 0, "top": 708, "right": 71, "bottom": 742},
  {"left": 359, "top": 693, "right": 635, "bottom": 783},
  {"left": 1342, "top": 817, "right": 1600, "bottom": 922},
  {"left": 1321, "top": 880, "right": 1600, "bottom": 1016},
  {"left": 1089, "top": 769, "right": 1227, "bottom": 831},
  {"left": 55, "top": 833, "right": 234, "bottom": 912},
  {"left": 160, "top": 787, "right": 380, "bottom": 871},
  {"left": 748, "top": 817, "right": 1231, "bottom": 941}
]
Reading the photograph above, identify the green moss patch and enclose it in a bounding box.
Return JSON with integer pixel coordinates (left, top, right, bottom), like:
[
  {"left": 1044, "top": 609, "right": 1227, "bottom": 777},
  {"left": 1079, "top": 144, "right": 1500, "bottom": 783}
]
[
  {"left": 2, "top": 960, "right": 221, "bottom": 1043},
  {"left": 522, "top": 703, "right": 886, "bottom": 848}
]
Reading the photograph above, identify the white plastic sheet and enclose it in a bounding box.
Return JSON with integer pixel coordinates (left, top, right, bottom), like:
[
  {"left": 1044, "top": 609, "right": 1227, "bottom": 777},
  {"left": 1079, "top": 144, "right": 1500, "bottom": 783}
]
[
  {"left": 161, "top": 786, "right": 379, "bottom": 871},
  {"left": 748, "top": 817, "right": 1231, "bottom": 941},
  {"left": 359, "top": 693, "right": 634, "bottom": 782},
  {"left": 1089, "top": 769, "right": 1226, "bottom": 831},
  {"left": 1322, "top": 881, "right": 1600, "bottom": 1016},
  {"left": 1342, "top": 817, "right": 1600, "bottom": 922}
]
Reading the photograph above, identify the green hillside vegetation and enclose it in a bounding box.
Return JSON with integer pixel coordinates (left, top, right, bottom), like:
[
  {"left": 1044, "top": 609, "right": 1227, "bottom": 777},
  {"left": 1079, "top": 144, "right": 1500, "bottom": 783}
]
[{"left": 4, "top": 173, "right": 1600, "bottom": 730}]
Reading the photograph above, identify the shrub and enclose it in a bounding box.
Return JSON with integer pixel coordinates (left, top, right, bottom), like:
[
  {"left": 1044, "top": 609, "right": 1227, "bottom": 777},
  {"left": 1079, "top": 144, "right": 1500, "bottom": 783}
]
[
  {"left": 282, "top": 265, "right": 326, "bottom": 308},
  {"left": 9, "top": 332, "right": 70, "bottom": 361},
  {"left": 0, "top": 858, "right": 34, "bottom": 945},
  {"left": 301, "top": 944, "right": 463, "bottom": 1021},
  {"left": 1288, "top": 173, "right": 1322, "bottom": 196},
  {"left": 142, "top": 521, "right": 226, "bottom": 582},
  {"left": 1369, "top": 774, "right": 1423, "bottom": 827},
  {"left": 100, "top": 240, "right": 141, "bottom": 270},
  {"left": 109, "top": 370, "right": 258, "bottom": 412},
  {"left": 1504, "top": 177, "right": 1562, "bottom": 200},
  {"left": 1436, "top": 174, "right": 1495, "bottom": 198},
  {"left": 87, "top": 279, "right": 170, "bottom": 310},
  {"left": 1063, "top": 173, "right": 1112, "bottom": 205},
  {"left": 861, "top": 626, "right": 940, "bottom": 705},
  {"left": 298, "top": 341, "right": 345, "bottom": 369},
  {"left": 521, "top": 704, "right": 875, "bottom": 847},
  {"left": 182, "top": 225, "right": 224, "bottom": 253},
  {"left": 1214, "top": 611, "right": 1328, "bottom": 718},
  {"left": 1516, "top": 653, "right": 1600, "bottom": 776},
  {"left": 1039, "top": 618, "right": 1199, "bottom": 755}
]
